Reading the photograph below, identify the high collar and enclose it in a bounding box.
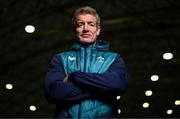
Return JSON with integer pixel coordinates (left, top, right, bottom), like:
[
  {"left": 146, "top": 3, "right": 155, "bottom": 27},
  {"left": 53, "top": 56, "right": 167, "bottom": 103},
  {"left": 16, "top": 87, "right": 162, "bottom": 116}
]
[{"left": 71, "top": 40, "right": 110, "bottom": 52}]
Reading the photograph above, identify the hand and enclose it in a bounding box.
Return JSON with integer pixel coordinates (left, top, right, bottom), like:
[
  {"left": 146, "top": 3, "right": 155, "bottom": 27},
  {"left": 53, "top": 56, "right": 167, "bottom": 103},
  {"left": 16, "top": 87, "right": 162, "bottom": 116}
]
[{"left": 63, "top": 75, "right": 69, "bottom": 82}]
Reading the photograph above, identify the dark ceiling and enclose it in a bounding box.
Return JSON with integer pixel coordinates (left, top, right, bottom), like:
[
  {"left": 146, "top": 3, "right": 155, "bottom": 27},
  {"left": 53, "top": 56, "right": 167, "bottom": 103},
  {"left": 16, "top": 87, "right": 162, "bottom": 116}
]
[{"left": 0, "top": 0, "right": 180, "bottom": 118}]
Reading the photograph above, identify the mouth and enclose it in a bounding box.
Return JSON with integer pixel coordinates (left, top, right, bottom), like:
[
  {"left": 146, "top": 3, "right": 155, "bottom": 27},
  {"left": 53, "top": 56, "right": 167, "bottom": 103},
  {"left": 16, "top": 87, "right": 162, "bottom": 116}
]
[{"left": 80, "top": 34, "right": 91, "bottom": 38}]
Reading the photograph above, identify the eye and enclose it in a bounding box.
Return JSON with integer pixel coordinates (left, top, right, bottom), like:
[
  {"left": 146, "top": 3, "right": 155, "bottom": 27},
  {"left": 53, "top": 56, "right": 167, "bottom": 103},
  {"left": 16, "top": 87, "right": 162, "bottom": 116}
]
[
  {"left": 77, "top": 22, "right": 84, "bottom": 27},
  {"left": 89, "top": 22, "right": 96, "bottom": 27}
]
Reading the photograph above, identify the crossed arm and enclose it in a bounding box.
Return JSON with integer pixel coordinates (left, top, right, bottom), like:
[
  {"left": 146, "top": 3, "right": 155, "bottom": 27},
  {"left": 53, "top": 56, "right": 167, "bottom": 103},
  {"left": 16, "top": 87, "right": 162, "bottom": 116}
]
[{"left": 44, "top": 55, "right": 129, "bottom": 104}]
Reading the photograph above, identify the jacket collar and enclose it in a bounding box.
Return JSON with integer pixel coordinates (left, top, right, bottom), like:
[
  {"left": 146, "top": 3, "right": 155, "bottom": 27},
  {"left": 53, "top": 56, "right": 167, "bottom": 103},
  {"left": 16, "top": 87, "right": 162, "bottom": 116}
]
[{"left": 71, "top": 40, "right": 110, "bottom": 52}]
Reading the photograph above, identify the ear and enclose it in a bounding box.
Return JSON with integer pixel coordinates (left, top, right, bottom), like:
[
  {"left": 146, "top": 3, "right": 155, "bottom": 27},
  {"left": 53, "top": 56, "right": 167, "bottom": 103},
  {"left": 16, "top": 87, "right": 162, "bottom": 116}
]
[{"left": 96, "top": 26, "right": 101, "bottom": 36}]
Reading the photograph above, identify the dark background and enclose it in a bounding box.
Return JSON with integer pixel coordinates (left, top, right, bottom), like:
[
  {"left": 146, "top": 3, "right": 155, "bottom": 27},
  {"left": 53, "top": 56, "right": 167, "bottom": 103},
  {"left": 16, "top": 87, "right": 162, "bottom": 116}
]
[{"left": 0, "top": 0, "right": 180, "bottom": 118}]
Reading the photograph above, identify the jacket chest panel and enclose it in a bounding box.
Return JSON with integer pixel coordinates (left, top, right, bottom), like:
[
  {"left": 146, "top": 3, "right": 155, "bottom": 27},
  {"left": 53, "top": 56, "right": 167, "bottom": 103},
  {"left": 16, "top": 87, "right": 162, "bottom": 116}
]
[{"left": 64, "top": 52, "right": 116, "bottom": 75}]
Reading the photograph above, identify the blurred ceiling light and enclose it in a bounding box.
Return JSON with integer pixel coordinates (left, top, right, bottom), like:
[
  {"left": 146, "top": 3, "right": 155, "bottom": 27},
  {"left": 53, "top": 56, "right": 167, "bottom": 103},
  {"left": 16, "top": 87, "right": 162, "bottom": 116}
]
[
  {"left": 167, "top": 109, "right": 173, "bottom": 115},
  {"left": 116, "top": 96, "right": 121, "bottom": 100},
  {"left": 6, "top": 84, "right": 13, "bottom": 90},
  {"left": 175, "top": 100, "right": 180, "bottom": 105},
  {"left": 29, "top": 105, "right": 36, "bottom": 111},
  {"left": 163, "top": 52, "right": 173, "bottom": 60},
  {"left": 145, "top": 90, "right": 153, "bottom": 96},
  {"left": 118, "top": 109, "right": 121, "bottom": 114},
  {"left": 25, "top": 25, "right": 35, "bottom": 33},
  {"left": 142, "top": 102, "right": 149, "bottom": 108},
  {"left": 151, "top": 75, "right": 159, "bottom": 81}
]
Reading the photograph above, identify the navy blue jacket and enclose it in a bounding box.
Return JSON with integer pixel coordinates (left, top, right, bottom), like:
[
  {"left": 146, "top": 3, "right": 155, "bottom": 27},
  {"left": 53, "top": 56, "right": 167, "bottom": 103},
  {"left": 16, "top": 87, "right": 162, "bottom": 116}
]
[{"left": 44, "top": 41, "right": 129, "bottom": 118}]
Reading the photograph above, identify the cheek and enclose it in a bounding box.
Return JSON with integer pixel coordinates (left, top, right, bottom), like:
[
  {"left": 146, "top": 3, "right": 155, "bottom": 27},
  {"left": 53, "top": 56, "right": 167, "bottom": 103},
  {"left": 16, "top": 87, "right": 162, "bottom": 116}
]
[{"left": 75, "top": 28, "right": 82, "bottom": 34}]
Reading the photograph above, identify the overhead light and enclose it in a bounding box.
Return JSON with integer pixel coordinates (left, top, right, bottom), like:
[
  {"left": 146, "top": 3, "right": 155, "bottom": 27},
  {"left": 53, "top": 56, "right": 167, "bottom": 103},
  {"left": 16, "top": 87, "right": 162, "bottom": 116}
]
[
  {"left": 175, "top": 100, "right": 180, "bottom": 105},
  {"left": 6, "top": 84, "right": 13, "bottom": 90},
  {"left": 145, "top": 90, "right": 153, "bottom": 96},
  {"left": 150, "top": 75, "right": 159, "bottom": 81},
  {"left": 163, "top": 52, "right": 173, "bottom": 60},
  {"left": 142, "top": 102, "right": 149, "bottom": 108},
  {"left": 25, "top": 25, "right": 35, "bottom": 33},
  {"left": 118, "top": 109, "right": 121, "bottom": 114},
  {"left": 166, "top": 109, "right": 173, "bottom": 115},
  {"left": 29, "top": 105, "right": 36, "bottom": 111},
  {"left": 116, "top": 96, "right": 121, "bottom": 100}
]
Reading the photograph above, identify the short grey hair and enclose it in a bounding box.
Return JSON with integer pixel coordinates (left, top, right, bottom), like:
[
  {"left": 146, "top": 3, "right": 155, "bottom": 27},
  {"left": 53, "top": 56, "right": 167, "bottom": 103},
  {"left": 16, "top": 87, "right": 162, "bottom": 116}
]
[{"left": 72, "top": 6, "right": 101, "bottom": 29}]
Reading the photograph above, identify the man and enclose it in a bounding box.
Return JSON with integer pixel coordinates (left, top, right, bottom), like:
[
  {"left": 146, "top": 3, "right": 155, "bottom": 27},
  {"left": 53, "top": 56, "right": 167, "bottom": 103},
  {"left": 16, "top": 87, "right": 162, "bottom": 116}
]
[{"left": 44, "top": 6, "right": 129, "bottom": 118}]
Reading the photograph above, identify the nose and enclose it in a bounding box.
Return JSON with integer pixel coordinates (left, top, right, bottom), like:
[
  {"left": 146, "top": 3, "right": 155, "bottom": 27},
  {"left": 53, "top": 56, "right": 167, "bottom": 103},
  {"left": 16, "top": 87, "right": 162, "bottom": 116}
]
[{"left": 83, "top": 23, "right": 89, "bottom": 32}]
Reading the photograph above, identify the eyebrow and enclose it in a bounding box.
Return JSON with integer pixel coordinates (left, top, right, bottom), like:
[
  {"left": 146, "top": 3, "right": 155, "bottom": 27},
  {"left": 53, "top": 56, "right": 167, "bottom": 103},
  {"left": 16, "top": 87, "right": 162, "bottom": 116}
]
[{"left": 76, "top": 20, "right": 96, "bottom": 24}]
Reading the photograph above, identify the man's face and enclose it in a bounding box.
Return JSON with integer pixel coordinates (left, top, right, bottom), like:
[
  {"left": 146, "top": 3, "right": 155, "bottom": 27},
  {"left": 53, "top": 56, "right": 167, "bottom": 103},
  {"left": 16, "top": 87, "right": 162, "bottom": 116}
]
[{"left": 75, "top": 14, "right": 100, "bottom": 44}]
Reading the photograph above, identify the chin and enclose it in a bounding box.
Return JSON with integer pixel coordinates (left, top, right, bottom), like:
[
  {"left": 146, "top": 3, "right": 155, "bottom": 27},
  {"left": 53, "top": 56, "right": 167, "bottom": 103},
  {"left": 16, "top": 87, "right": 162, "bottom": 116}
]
[
  {"left": 80, "top": 39, "right": 95, "bottom": 43},
  {"left": 79, "top": 39, "right": 95, "bottom": 45}
]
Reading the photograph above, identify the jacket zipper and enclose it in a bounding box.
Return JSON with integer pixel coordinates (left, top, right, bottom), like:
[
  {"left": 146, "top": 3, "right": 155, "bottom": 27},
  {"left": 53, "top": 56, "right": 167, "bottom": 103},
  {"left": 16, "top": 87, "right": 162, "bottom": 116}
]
[
  {"left": 83, "top": 47, "right": 87, "bottom": 72},
  {"left": 78, "top": 47, "right": 87, "bottom": 118}
]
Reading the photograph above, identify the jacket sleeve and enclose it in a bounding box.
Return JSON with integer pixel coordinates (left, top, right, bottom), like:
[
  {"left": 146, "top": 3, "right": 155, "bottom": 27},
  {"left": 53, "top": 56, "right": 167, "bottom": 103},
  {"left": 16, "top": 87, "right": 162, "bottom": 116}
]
[
  {"left": 69, "top": 55, "right": 130, "bottom": 95},
  {"left": 44, "top": 55, "right": 91, "bottom": 103}
]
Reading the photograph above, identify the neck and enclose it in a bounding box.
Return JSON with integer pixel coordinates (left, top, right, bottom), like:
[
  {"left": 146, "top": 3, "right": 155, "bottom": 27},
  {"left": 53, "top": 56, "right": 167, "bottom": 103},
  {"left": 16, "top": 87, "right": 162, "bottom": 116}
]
[{"left": 78, "top": 41, "right": 96, "bottom": 48}]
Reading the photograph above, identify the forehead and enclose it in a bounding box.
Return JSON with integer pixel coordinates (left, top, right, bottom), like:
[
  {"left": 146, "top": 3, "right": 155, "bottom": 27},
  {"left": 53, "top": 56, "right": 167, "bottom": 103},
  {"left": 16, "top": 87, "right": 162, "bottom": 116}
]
[{"left": 76, "top": 14, "right": 97, "bottom": 22}]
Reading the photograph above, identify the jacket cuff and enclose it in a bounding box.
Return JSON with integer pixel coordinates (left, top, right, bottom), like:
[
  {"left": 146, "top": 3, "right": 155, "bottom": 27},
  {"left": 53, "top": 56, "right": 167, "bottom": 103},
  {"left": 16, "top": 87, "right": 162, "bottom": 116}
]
[{"left": 68, "top": 71, "right": 77, "bottom": 82}]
